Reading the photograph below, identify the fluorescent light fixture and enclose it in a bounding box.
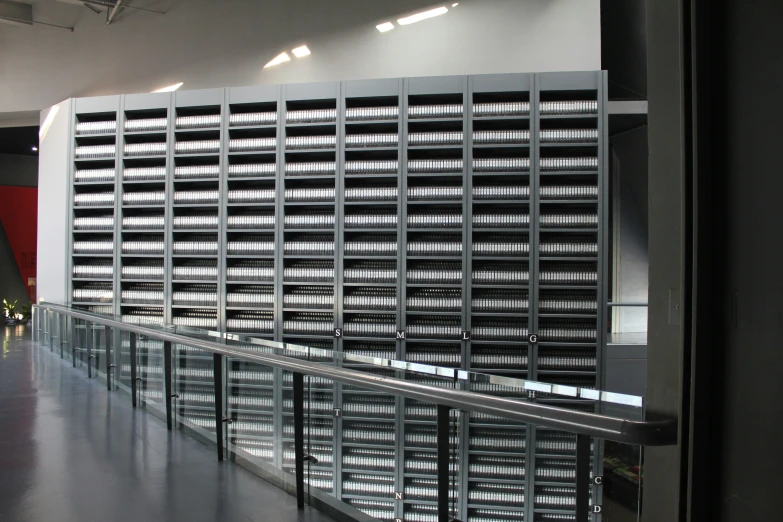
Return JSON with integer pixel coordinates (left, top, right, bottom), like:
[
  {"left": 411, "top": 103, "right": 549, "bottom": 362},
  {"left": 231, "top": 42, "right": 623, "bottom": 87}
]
[
  {"left": 153, "top": 82, "right": 183, "bottom": 93},
  {"left": 376, "top": 21, "right": 394, "bottom": 32},
  {"left": 397, "top": 6, "right": 448, "bottom": 25},
  {"left": 32, "top": 146, "right": 38, "bottom": 151},
  {"left": 264, "top": 52, "right": 291, "bottom": 68},
  {"left": 452, "top": 2, "right": 459, "bottom": 6},
  {"left": 292, "top": 45, "right": 311, "bottom": 58},
  {"left": 39, "top": 105, "right": 60, "bottom": 142}
]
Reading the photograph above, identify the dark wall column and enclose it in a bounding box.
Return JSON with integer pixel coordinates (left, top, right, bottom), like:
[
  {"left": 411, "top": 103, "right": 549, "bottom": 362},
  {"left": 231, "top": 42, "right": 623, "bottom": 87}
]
[{"left": 643, "top": 0, "right": 689, "bottom": 520}]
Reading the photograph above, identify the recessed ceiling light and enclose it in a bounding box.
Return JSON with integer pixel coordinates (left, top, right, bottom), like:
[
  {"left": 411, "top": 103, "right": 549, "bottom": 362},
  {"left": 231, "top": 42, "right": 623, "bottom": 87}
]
[
  {"left": 376, "top": 22, "right": 395, "bottom": 33},
  {"left": 152, "top": 82, "right": 183, "bottom": 93},
  {"left": 398, "top": 6, "right": 448, "bottom": 25},
  {"left": 32, "top": 146, "right": 38, "bottom": 151},
  {"left": 264, "top": 52, "right": 291, "bottom": 68},
  {"left": 452, "top": 2, "right": 459, "bottom": 6},
  {"left": 292, "top": 45, "right": 311, "bottom": 58}
]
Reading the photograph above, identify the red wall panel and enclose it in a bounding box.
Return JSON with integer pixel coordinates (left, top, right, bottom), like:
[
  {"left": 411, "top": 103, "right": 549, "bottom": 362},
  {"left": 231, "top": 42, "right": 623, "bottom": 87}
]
[{"left": 0, "top": 186, "right": 38, "bottom": 301}]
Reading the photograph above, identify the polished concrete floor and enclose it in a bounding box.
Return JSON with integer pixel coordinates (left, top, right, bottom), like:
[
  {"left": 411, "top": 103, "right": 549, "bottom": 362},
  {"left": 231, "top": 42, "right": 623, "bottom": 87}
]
[{"left": 0, "top": 326, "right": 333, "bottom": 522}]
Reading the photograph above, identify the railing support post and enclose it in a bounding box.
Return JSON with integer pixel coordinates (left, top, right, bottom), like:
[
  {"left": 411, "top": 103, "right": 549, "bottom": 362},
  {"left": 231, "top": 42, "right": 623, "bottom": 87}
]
[
  {"left": 48, "top": 310, "right": 55, "bottom": 351},
  {"left": 59, "top": 313, "right": 65, "bottom": 359},
  {"left": 71, "top": 317, "right": 78, "bottom": 367},
  {"left": 130, "top": 333, "right": 137, "bottom": 407},
  {"left": 31, "top": 306, "right": 37, "bottom": 341},
  {"left": 293, "top": 371, "right": 305, "bottom": 509},
  {"left": 576, "top": 433, "right": 591, "bottom": 522},
  {"left": 437, "top": 405, "right": 451, "bottom": 522},
  {"left": 164, "top": 341, "right": 173, "bottom": 430},
  {"left": 105, "top": 326, "right": 113, "bottom": 391},
  {"left": 213, "top": 353, "right": 224, "bottom": 461},
  {"left": 85, "top": 321, "right": 93, "bottom": 378}
]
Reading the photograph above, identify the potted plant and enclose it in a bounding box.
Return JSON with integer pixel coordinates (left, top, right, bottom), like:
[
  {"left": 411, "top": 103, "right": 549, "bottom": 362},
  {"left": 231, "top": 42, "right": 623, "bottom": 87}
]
[
  {"left": 20, "top": 303, "right": 32, "bottom": 326},
  {"left": 3, "top": 299, "right": 18, "bottom": 325}
]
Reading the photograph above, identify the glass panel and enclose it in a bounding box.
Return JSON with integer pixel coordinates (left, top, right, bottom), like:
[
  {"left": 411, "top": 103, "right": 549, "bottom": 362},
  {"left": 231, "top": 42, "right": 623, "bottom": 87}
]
[
  {"left": 73, "top": 317, "right": 88, "bottom": 371},
  {"left": 117, "top": 330, "right": 132, "bottom": 391},
  {"left": 533, "top": 427, "right": 582, "bottom": 519},
  {"left": 601, "top": 440, "right": 642, "bottom": 522},
  {"left": 173, "top": 343, "right": 216, "bottom": 441},
  {"left": 63, "top": 315, "right": 75, "bottom": 363},
  {"left": 467, "top": 413, "right": 526, "bottom": 521},
  {"left": 402, "top": 388, "right": 461, "bottom": 521},
  {"left": 225, "top": 349, "right": 277, "bottom": 467},
  {"left": 136, "top": 334, "right": 165, "bottom": 413}
]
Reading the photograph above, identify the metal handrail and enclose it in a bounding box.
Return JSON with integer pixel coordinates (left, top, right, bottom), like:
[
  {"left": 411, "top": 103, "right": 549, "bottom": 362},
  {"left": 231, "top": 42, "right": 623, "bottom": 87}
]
[
  {"left": 34, "top": 302, "right": 677, "bottom": 522},
  {"left": 33, "top": 301, "right": 676, "bottom": 446}
]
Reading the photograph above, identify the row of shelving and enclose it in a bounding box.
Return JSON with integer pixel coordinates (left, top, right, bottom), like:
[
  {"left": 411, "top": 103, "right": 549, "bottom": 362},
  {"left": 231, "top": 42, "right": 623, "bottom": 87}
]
[
  {"left": 73, "top": 182, "right": 598, "bottom": 202},
  {"left": 74, "top": 155, "right": 597, "bottom": 174},
  {"left": 71, "top": 261, "right": 594, "bottom": 285},
  {"left": 75, "top": 100, "right": 599, "bottom": 136}
]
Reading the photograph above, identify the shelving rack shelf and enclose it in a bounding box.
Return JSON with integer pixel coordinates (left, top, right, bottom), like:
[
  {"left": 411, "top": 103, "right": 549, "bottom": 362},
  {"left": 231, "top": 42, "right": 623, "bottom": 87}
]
[{"left": 64, "top": 71, "right": 608, "bottom": 522}]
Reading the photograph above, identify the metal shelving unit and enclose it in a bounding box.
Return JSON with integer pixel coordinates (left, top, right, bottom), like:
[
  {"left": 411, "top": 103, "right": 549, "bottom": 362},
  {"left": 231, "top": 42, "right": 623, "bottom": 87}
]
[{"left": 64, "top": 71, "right": 608, "bottom": 522}]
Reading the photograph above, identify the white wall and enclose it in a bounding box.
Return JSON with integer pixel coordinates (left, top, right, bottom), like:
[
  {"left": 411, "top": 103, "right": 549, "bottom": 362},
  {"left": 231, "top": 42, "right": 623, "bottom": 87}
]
[
  {"left": 0, "top": 0, "right": 600, "bottom": 113},
  {"left": 36, "top": 100, "right": 70, "bottom": 305}
]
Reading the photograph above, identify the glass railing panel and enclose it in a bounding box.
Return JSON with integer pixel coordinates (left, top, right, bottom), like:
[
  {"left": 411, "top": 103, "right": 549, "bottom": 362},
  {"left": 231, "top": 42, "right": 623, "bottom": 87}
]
[
  {"left": 599, "top": 440, "right": 642, "bottom": 522},
  {"left": 136, "top": 334, "right": 165, "bottom": 413},
  {"left": 401, "top": 379, "right": 462, "bottom": 522},
  {"left": 223, "top": 339, "right": 278, "bottom": 469},
  {"left": 73, "top": 317, "right": 89, "bottom": 371},
  {"left": 467, "top": 412, "right": 527, "bottom": 521},
  {"left": 41, "top": 303, "right": 645, "bottom": 416},
  {"left": 35, "top": 302, "right": 653, "bottom": 522},
  {"left": 117, "top": 329, "right": 132, "bottom": 391},
  {"left": 173, "top": 343, "right": 216, "bottom": 441}
]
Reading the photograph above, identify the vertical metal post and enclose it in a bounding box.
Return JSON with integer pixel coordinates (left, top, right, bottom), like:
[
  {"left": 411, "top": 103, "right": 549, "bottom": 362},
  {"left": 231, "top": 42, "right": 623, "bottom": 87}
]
[
  {"left": 31, "top": 306, "right": 37, "bottom": 341},
  {"left": 71, "top": 317, "right": 78, "bottom": 367},
  {"left": 293, "top": 371, "right": 305, "bottom": 509},
  {"left": 164, "top": 340, "right": 173, "bottom": 430},
  {"left": 105, "top": 326, "right": 113, "bottom": 391},
  {"left": 48, "top": 311, "right": 54, "bottom": 351},
  {"left": 575, "top": 434, "right": 591, "bottom": 522},
  {"left": 213, "top": 353, "right": 224, "bottom": 461},
  {"left": 437, "top": 404, "right": 451, "bottom": 522},
  {"left": 59, "top": 313, "right": 65, "bottom": 358},
  {"left": 130, "top": 333, "right": 138, "bottom": 407},
  {"left": 86, "top": 320, "right": 93, "bottom": 377}
]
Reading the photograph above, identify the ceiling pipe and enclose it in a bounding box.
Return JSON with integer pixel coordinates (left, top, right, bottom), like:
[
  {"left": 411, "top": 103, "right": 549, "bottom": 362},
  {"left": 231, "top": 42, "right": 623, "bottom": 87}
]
[
  {"left": 106, "top": 0, "right": 121, "bottom": 25},
  {"left": 82, "top": 0, "right": 164, "bottom": 15}
]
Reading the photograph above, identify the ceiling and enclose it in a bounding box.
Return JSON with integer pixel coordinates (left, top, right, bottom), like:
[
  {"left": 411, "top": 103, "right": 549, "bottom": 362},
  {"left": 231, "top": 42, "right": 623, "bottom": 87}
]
[{"left": 0, "top": 126, "right": 39, "bottom": 156}]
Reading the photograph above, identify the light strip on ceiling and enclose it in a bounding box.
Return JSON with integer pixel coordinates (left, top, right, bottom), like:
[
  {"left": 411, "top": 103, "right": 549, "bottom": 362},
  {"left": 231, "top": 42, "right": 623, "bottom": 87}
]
[
  {"left": 292, "top": 45, "right": 311, "bottom": 58},
  {"left": 153, "top": 82, "right": 183, "bottom": 93},
  {"left": 397, "top": 6, "right": 448, "bottom": 25},
  {"left": 376, "top": 22, "right": 394, "bottom": 33},
  {"left": 264, "top": 52, "right": 291, "bottom": 68}
]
